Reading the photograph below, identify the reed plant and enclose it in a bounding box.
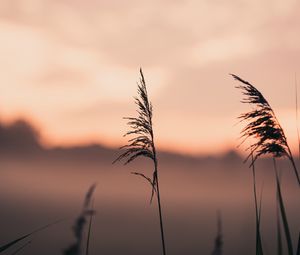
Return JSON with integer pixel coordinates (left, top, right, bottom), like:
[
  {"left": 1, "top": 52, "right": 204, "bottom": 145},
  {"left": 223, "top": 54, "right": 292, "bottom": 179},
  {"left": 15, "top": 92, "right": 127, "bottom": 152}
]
[
  {"left": 10, "top": 240, "right": 31, "bottom": 255},
  {"left": 114, "top": 68, "right": 167, "bottom": 255},
  {"left": 63, "top": 184, "right": 96, "bottom": 255},
  {"left": 297, "top": 234, "right": 300, "bottom": 255},
  {"left": 231, "top": 74, "right": 300, "bottom": 185},
  {"left": 233, "top": 74, "right": 300, "bottom": 255},
  {"left": 251, "top": 156, "right": 263, "bottom": 255},
  {"left": 211, "top": 211, "right": 223, "bottom": 255},
  {"left": 273, "top": 158, "right": 294, "bottom": 255},
  {"left": 276, "top": 174, "right": 283, "bottom": 255},
  {"left": 0, "top": 219, "right": 62, "bottom": 254}
]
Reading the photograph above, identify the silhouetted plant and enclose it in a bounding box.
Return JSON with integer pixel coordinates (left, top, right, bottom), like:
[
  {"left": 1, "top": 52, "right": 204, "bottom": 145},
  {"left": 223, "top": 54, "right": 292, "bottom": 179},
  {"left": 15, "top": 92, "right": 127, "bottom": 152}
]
[
  {"left": 276, "top": 171, "right": 283, "bottom": 255},
  {"left": 0, "top": 220, "right": 62, "bottom": 253},
  {"left": 231, "top": 74, "right": 300, "bottom": 186},
  {"left": 297, "top": 233, "right": 300, "bottom": 255},
  {"left": 10, "top": 241, "right": 31, "bottom": 255},
  {"left": 211, "top": 211, "right": 223, "bottom": 255},
  {"left": 233, "top": 74, "right": 299, "bottom": 255},
  {"left": 294, "top": 75, "right": 300, "bottom": 160},
  {"left": 251, "top": 157, "right": 264, "bottom": 255},
  {"left": 85, "top": 200, "right": 94, "bottom": 255},
  {"left": 114, "top": 68, "right": 167, "bottom": 255},
  {"left": 63, "top": 184, "right": 96, "bottom": 255},
  {"left": 273, "top": 159, "right": 294, "bottom": 255}
]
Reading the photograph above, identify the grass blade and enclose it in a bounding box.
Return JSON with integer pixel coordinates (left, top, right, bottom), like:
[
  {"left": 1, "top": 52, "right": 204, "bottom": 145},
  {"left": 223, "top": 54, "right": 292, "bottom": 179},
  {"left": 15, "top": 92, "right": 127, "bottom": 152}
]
[
  {"left": 257, "top": 181, "right": 264, "bottom": 255},
  {"left": 0, "top": 235, "right": 31, "bottom": 253},
  {"left": 296, "top": 232, "right": 300, "bottom": 255},
  {"left": 0, "top": 219, "right": 63, "bottom": 253},
  {"left": 276, "top": 183, "right": 283, "bottom": 255},
  {"left": 251, "top": 156, "right": 264, "bottom": 255},
  {"left": 85, "top": 200, "right": 94, "bottom": 255},
  {"left": 9, "top": 241, "right": 31, "bottom": 255},
  {"left": 295, "top": 74, "right": 300, "bottom": 161},
  {"left": 273, "top": 159, "right": 294, "bottom": 255},
  {"left": 211, "top": 211, "right": 223, "bottom": 255},
  {"left": 64, "top": 184, "right": 96, "bottom": 255}
]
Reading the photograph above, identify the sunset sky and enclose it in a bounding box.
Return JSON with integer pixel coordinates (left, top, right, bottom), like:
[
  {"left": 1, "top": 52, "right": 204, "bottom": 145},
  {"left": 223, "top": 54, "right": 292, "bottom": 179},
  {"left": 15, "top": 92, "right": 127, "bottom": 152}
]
[{"left": 0, "top": 0, "right": 300, "bottom": 154}]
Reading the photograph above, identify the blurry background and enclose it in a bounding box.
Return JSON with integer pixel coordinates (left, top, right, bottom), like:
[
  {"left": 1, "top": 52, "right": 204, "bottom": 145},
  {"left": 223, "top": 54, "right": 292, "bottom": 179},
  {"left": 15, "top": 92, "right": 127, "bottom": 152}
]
[
  {"left": 0, "top": 0, "right": 300, "bottom": 154},
  {"left": 0, "top": 1, "right": 299, "bottom": 255}
]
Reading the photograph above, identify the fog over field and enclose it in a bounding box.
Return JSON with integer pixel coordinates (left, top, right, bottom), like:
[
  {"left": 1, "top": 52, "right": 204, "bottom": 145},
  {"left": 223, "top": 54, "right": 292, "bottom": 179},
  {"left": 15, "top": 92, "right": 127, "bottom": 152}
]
[{"left": 0, "top": 120, "right": 299, "bottom": 255}]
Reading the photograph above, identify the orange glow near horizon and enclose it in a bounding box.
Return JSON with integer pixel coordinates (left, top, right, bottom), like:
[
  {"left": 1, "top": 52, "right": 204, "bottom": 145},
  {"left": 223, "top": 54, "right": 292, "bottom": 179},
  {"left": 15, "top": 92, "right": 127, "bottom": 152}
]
[
  {"left": 1, "top": 108, "right": 300, "bottom": 157},
  {"left": 0, "top": 0, "right": 300, "bottom": 155}
]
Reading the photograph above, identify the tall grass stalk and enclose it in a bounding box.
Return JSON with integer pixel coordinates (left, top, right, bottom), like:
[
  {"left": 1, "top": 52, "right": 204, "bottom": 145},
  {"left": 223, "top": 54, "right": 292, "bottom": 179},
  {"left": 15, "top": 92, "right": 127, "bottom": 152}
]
[
  {"left": 63, "top": 184, "right": 96, "bottom": 255},
  {"left": 297, "top": 233, "right": 300, "bottom": 255},
  {"left": 233, "top": 74, "right": 299, "bottom": 254},
  {"left": 231, "top": 74, "right": 300, "bottom": 186},
  {"left": 85, "top": 200, "right": 94, "bottom": 255},
  {"left": 0, "top": 219, "right": 62, "bottom": 253},
  {"left": 114, "top": 68, "right": 167, "bottom": 255},
  {"left": 10, "top": 241, "right": 31, "bottom": 255},
  {"left": 273, "top": 158, "right": 294, "bottom": 255},
  {"left": 211, "top": 211, "right": 223, "bottom": 255},
  {"left": 295, "top": 74, "right": 300, "bottom": 160},
  {"left": 251, "top": 156, "right": 264, "bottom": 255},
  {"left": 276, "top": 188, "right": 283, "bottom": 255}
]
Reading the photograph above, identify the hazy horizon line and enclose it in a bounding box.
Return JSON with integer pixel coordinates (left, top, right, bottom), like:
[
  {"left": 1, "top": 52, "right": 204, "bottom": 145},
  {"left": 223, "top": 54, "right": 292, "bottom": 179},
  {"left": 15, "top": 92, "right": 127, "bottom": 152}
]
[{"left": 0, "top": 115, "right": 243, "bottom": 157}]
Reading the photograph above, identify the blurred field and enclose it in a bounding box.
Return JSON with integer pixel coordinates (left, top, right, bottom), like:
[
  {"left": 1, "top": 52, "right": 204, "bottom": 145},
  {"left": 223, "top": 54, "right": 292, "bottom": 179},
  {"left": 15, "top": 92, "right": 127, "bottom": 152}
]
[{"left": 0, "top": 145, "right": 299, "bottom": 255}]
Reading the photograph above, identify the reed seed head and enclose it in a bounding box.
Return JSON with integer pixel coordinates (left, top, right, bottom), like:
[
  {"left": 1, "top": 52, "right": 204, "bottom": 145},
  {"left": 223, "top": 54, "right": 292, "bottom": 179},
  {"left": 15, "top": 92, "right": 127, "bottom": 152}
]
[
  {"left": 114, "top": 68, "right": 155, "bottom": 165},
  {"left": 231, "top": 74, "right": 289, "bottom": 164},
  {"left": 114, "top": 68, "right": 157, "bottom": 202}
]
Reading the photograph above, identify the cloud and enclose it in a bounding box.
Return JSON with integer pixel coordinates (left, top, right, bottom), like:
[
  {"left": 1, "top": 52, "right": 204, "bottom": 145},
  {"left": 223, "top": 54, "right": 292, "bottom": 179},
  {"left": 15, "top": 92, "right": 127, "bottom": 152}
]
[{"left": 0, "top": 0, "right": 299, "bottom": 153}]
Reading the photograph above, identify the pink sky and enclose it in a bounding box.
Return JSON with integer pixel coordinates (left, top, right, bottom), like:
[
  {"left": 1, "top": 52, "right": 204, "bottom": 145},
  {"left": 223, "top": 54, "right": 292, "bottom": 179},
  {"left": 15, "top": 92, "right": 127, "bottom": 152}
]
[{"left": 0, "top": 0, "right": 300, "bottom": 155}]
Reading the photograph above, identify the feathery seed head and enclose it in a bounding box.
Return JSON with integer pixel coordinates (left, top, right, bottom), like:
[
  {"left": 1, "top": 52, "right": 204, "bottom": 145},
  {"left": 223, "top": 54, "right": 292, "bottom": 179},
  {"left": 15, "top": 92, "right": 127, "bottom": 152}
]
[
  {"left": 114, "top": 68, "right": 157, "bottom": 202},
  {"left": 231, "top": 74, "right": 288, "bottom": 164},
  {"left": 114, "top": 68, "right": 154, "bottom": 165}
]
